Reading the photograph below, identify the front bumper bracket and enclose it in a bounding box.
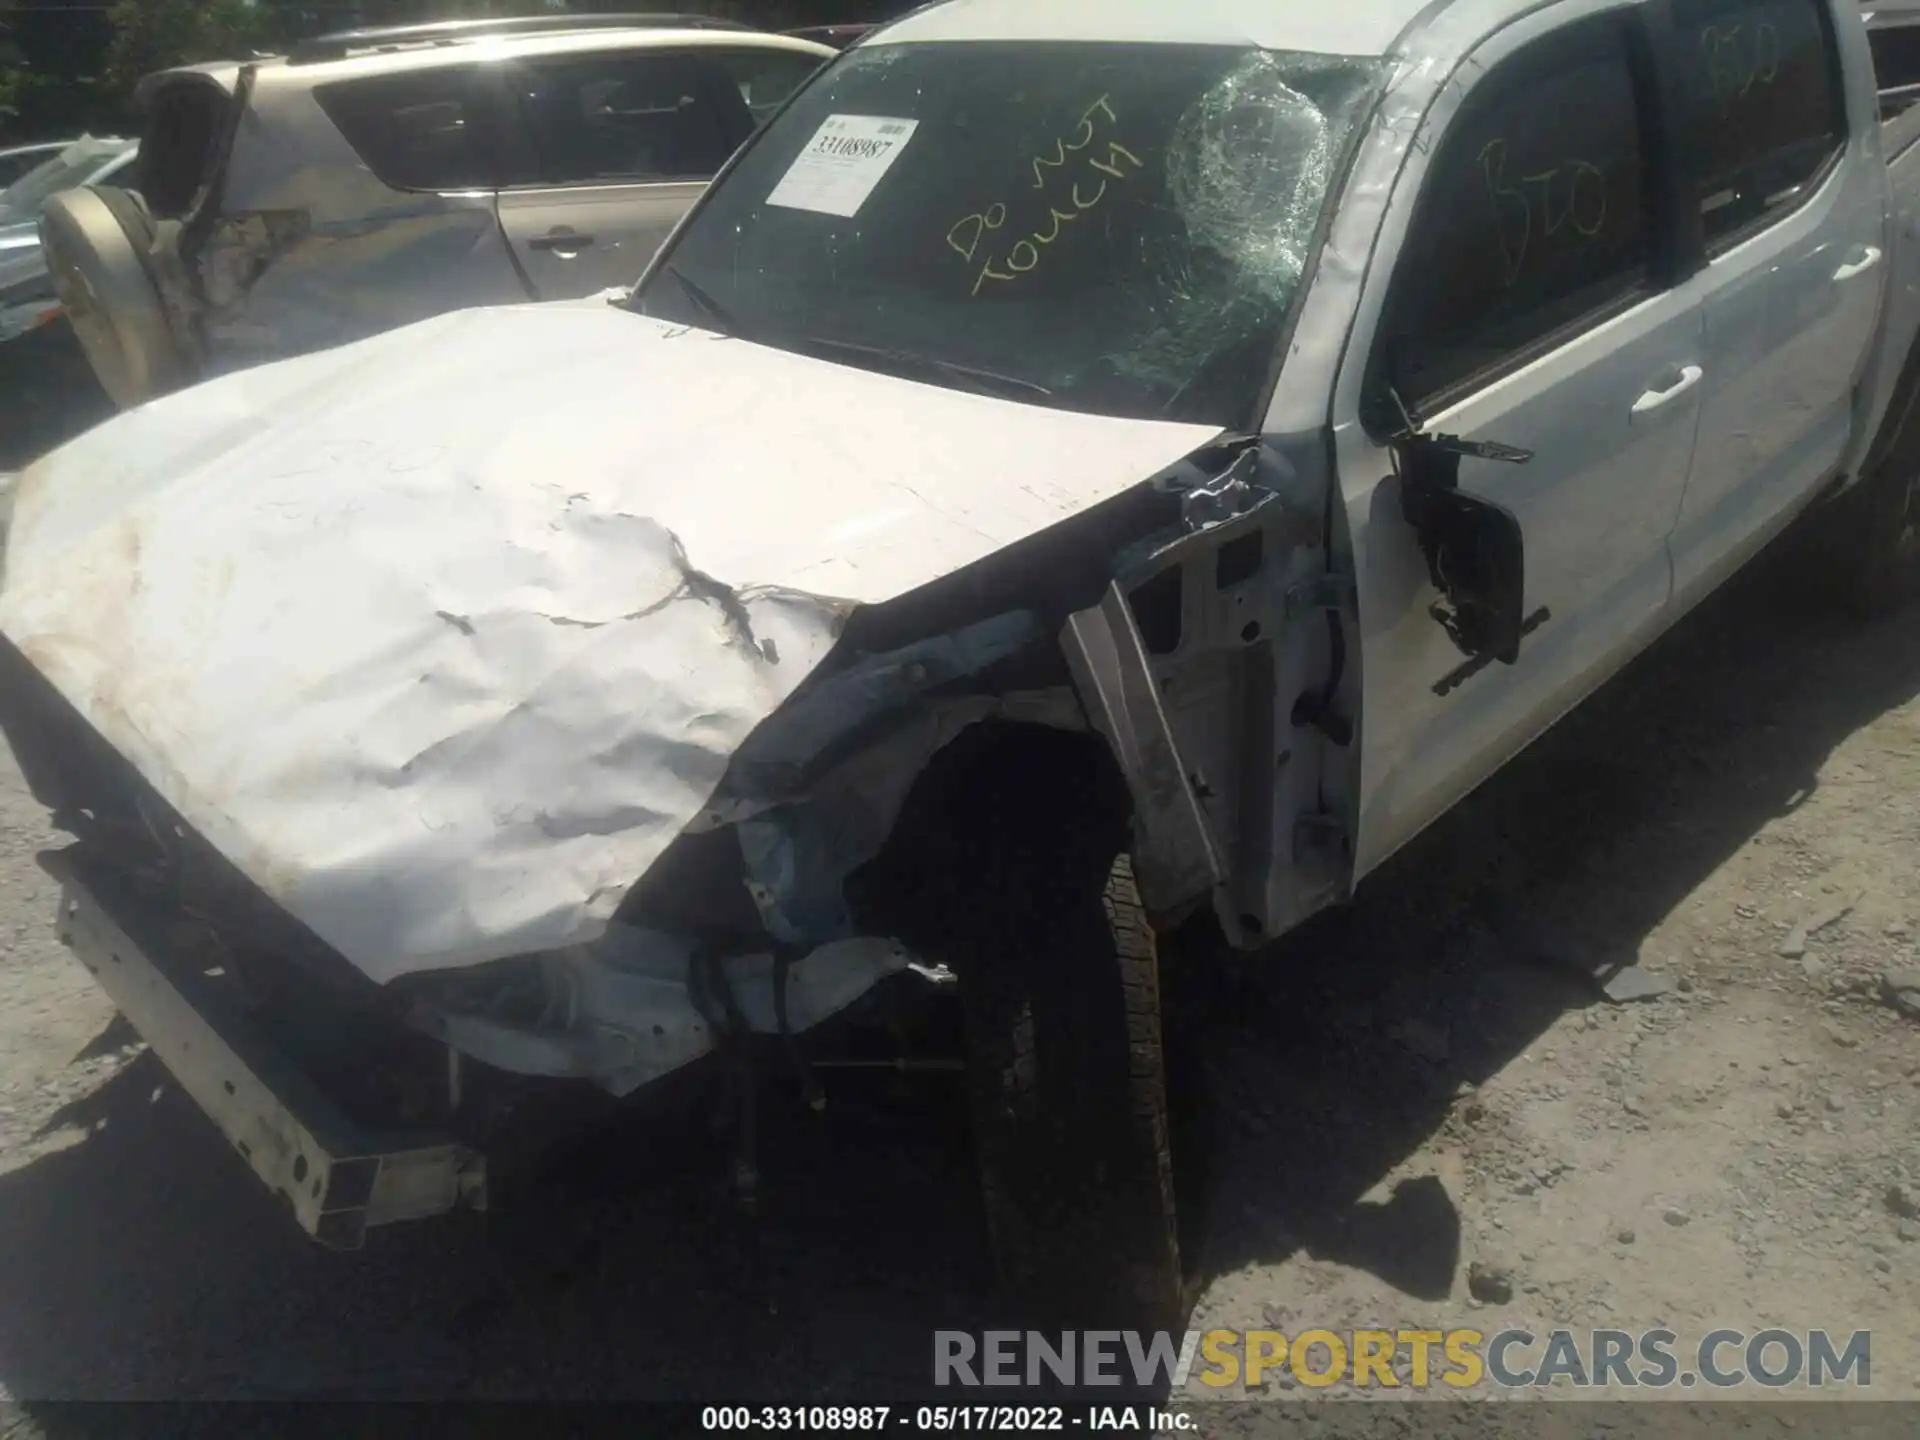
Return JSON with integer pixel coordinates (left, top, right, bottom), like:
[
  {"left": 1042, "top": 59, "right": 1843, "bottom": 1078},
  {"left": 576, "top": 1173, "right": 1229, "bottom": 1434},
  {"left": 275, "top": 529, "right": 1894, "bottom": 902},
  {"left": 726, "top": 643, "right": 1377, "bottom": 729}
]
[{"left": 41, "top": 848, "right": 487, "bottom": 1249}]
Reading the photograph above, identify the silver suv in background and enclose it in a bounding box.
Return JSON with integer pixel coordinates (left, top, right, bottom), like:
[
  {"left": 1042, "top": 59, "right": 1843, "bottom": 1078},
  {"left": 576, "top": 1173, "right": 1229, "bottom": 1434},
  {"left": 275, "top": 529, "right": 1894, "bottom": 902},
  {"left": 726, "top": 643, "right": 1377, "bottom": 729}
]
[{"left": 41, "top": 14, "right": 833, "bottom": 408}]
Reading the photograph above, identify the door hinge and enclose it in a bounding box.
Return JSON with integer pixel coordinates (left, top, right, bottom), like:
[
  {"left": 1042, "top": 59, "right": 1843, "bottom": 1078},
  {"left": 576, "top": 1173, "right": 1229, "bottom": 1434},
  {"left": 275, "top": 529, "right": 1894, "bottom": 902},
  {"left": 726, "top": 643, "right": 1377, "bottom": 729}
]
[{"left": 1179, "top": 439, "right": 1268, "bottom": 533}]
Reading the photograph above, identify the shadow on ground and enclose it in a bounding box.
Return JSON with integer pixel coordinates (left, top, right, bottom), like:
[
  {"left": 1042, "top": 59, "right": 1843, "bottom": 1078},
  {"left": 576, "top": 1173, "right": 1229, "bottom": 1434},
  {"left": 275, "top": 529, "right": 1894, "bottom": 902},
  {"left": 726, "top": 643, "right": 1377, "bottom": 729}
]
[
  {"left": 1190, "top": 536, "right": 1920, "bottom": 1296},
  {"left": 0, "top": 437, "right": 1916, "bottom": 1403}
]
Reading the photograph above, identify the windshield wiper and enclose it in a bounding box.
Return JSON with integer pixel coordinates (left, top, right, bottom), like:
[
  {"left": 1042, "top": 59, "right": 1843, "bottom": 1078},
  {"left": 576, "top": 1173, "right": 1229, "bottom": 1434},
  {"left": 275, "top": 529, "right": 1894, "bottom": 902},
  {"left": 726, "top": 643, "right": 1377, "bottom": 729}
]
[
  {"left": 794, "top": 337, "right": 1052, "bottom": 403},
  {"left": 656, "top": 264, "right": 737, "bottom": 336}
]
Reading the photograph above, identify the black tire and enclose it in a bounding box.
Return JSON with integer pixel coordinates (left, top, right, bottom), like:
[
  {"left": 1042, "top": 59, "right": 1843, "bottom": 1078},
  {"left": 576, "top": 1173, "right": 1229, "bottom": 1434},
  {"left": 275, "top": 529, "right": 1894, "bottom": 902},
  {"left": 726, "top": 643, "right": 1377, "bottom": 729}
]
[
  {"left": 846, "top": 726, "right": 1195, "bottom": 1331},
  {"left": 892, "top": 732, "right": 1185, "bottom": 1334},
  {"left": 1810, "top": 425, "right": 1920, "bottom": 619},
  {"left": 959, "top": 848, "right": 1183, "bottom": 1333}
]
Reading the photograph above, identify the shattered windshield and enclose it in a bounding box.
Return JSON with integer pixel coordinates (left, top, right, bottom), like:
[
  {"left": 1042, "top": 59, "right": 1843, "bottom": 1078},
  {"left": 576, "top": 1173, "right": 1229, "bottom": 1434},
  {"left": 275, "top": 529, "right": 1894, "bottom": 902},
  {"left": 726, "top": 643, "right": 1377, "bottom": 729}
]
[
  {"left": 0, "top": 137, "right": 133, "bottom": 226},
  {"left": 629, "top": 41, "right": 1385, "bottom": 427}
]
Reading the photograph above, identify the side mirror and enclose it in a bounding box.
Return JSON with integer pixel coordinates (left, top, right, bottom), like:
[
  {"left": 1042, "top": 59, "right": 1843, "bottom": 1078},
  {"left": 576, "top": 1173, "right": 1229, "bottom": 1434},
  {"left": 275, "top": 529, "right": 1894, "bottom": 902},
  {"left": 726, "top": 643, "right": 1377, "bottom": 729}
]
[
  {"left": 1406, "top": 483, "right": 1527, "bottom": 662},
  {"left": 1393, "top": 429, "right": 1545, "bottom": 673}
]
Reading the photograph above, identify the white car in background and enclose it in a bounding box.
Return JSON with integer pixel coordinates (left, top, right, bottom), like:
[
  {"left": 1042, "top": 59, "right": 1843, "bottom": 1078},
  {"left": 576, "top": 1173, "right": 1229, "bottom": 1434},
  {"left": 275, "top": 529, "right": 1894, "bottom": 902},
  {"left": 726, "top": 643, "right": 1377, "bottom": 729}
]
[
  {"left": 0, "top": 141, "right": 81, "bottom": 188},
  {"left": 0, "top": 136, "right": 137, "bottom": 343}
]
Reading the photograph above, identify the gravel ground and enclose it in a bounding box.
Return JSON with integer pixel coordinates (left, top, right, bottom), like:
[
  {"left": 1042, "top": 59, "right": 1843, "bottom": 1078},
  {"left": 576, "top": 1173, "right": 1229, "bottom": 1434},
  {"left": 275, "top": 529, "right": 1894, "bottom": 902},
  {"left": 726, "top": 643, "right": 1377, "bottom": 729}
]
[{"left": 0, "top": 328, "right": 1914, "bottom": 1430}]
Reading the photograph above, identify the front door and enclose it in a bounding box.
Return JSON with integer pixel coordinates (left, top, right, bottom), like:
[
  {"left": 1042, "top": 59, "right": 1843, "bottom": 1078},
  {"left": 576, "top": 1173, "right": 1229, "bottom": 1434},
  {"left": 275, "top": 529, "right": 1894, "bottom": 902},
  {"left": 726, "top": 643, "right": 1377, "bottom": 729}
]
[{"left": 1332, "top": 3, "right": 1707, "bottom": 879}]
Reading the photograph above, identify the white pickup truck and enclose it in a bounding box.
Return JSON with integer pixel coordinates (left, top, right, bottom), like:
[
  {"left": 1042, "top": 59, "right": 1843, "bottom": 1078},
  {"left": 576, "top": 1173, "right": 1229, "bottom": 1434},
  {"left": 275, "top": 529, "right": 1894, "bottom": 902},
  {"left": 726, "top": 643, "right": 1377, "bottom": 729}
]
[{"left": 1, "top": 0, "right": 1917, "bottom": 1332}]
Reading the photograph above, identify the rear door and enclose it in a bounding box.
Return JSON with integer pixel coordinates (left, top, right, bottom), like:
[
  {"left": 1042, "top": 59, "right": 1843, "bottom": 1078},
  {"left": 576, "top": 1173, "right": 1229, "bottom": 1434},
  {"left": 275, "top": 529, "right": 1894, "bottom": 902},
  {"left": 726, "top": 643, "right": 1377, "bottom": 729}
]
[
  {"left": 1662, "top": 0, "right": 1889, "bottom": 599},
  {"left": 495, "top": 45, "right": 824, "bottom": 298}
]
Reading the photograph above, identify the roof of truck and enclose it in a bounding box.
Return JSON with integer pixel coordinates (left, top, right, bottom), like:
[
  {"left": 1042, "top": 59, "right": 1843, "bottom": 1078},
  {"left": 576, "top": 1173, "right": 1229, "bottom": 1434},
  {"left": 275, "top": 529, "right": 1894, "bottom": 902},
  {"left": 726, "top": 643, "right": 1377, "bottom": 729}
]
[{"left": 875, "top": 0, "right": 1443, "bottom": 58}]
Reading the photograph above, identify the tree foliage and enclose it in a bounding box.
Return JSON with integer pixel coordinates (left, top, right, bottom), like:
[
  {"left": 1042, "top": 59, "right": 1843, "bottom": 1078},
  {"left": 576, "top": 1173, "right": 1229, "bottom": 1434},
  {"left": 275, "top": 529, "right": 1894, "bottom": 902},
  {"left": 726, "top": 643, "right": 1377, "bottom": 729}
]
[
  {"left": 101, "top": 0, "right": 273, "bottom": 97},
  {"left": 2, "top": 0, "right": 111, "bottom": 140}
]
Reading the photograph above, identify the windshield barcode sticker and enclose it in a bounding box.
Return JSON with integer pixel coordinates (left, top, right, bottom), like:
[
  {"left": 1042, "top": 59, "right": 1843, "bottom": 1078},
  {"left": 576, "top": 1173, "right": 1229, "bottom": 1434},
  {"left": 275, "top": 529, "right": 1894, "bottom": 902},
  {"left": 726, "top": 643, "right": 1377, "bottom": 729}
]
[{"left": 766, "top": 114, "right": 920, "bottom": 218}]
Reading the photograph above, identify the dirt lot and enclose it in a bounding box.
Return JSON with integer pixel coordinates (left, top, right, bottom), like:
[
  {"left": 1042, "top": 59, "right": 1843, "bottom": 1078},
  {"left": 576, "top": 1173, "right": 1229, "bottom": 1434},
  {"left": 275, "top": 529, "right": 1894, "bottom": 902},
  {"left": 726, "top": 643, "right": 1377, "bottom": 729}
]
[{"left": 0, "top": 328, "right": 1914, "bottom": 1422}]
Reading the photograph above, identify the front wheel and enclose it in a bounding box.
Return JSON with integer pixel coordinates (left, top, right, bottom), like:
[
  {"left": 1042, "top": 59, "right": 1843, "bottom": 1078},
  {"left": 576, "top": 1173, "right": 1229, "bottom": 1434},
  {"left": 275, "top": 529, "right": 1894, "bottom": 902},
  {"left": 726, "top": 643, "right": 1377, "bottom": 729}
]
[
  {"left": 848, "top": 726, "right": 1192, "bottom": 1332},
  {"left": 959, "top": 848, "right": 1183, "bottom": 1332}
]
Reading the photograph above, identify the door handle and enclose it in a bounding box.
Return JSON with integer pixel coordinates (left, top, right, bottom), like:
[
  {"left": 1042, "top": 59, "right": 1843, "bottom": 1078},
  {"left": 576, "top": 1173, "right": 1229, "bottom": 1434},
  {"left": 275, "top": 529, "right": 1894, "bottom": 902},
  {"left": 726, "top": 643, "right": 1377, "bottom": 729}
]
[
  {"left": 1833, "top": 245, "right": 1883, "bottom": 281},
  {"left": 1629, "top": 363, "right": 1704, "bottom": 421},
  {"left": 529, "top": 230, "right": 596, "bottom": 253}
]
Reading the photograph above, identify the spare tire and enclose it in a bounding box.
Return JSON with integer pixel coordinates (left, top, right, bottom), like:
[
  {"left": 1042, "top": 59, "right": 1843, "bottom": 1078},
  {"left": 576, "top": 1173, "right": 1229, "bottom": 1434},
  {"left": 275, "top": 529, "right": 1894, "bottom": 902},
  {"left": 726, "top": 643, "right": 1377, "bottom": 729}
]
[{"left": 40, "top": 185, "right": 191, "bottom": 410}]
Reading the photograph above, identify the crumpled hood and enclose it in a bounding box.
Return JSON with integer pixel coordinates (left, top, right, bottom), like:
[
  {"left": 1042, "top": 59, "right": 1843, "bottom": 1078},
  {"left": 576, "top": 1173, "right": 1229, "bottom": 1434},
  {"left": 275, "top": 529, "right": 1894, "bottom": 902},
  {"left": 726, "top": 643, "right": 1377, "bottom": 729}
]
[{"left": 0, "top": 301, "right": 1218, "bottom": 982}]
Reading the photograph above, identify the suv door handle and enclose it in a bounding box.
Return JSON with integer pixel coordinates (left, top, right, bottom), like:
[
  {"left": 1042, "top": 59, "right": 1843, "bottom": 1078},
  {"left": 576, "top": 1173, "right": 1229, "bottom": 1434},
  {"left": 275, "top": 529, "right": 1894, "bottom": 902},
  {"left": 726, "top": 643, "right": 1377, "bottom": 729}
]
[
  {"left": 1630, "top": 363, "right": 1704, "bottom": 421},
  {"left": 529, "top": 230, "right": 596, "bottom": 253},
  {"left": 1834, "top": 245, "right": 1883, "bottom": 281}
]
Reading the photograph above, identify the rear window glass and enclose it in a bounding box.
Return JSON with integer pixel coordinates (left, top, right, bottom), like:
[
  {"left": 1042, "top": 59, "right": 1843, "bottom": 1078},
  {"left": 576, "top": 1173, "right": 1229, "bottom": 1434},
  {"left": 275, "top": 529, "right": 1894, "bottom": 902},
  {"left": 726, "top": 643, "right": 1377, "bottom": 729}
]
[
  {"left": 313, "top": 66, "right": 496, "bottom": 192},
  {"left": 142, "top": 86, "right": 231, "bottom": 218},
  {"left": 1669, "top": 0, "right": 1846, "bottom": 247}
]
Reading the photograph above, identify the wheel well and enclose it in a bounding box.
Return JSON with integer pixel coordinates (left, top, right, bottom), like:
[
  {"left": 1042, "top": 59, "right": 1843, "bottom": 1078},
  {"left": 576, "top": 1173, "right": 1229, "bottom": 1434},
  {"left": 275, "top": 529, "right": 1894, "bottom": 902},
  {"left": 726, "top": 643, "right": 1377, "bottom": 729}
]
[
  {"left": 1861, "top": 332, "right": 1920, "bottom": 482},
  {"left": 843, "top": 719, "right": 1133, "bottom": 957}
]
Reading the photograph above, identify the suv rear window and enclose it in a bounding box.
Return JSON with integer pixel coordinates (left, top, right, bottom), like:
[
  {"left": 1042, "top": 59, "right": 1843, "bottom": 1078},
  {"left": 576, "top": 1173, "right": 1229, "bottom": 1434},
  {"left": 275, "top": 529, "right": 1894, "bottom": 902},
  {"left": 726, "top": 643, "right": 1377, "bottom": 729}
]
[
  {"left": 142, "top": 82, "right": 232, "bottom": 218},
  {"left": 313, "top": 65, "right": 497, "bottom": 192}
]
